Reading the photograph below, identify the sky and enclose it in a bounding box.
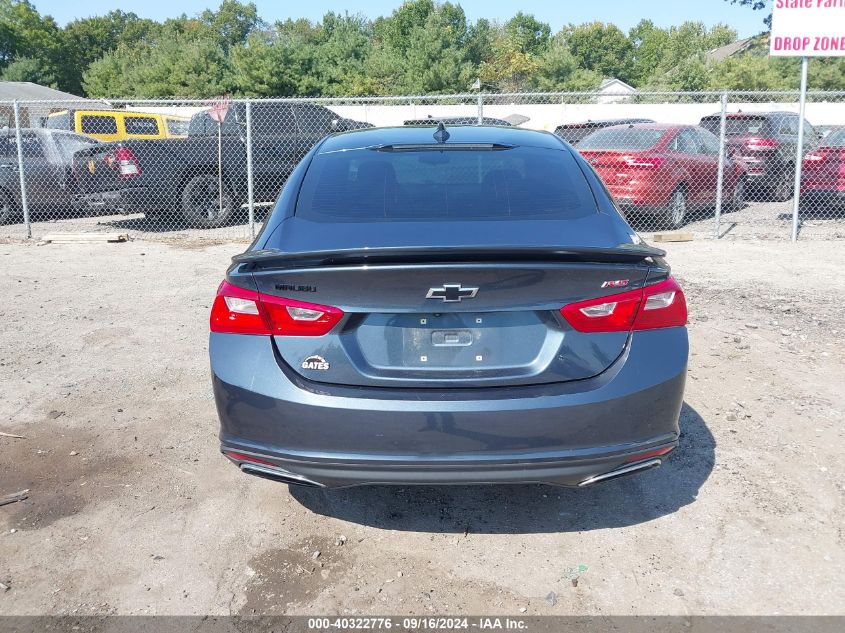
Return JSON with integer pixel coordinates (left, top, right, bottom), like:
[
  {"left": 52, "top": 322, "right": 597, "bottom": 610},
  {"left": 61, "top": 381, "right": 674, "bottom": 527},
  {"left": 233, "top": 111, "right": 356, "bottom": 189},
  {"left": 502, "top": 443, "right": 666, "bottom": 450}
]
[{"left": 32, "top": 0, "right": 769, "bottom": 37}]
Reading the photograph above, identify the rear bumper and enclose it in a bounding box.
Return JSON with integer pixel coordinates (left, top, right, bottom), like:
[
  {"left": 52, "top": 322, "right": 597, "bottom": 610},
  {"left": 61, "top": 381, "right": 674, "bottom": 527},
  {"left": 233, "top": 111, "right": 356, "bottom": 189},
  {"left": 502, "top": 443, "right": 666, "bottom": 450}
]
[
  {"left": 223, "top": 445, "right": 676, "bottom": 488},
  {"left": 79, "top": 187, "right": 175, "bottom": 214},
  {"left": 607, "top": 180, "right": 673, "bottom": 210},
  {"left": 211, "top": 328, "right": 688, "bottom": 488},
  {"left": 800, "top": 189, "right": 845, "bottom": 205}
]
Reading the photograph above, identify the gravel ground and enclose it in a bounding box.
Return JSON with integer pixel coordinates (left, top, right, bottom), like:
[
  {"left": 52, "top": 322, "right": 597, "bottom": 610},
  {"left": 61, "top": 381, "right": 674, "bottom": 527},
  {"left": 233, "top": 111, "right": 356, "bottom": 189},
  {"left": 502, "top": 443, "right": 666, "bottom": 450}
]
[{"left": 0, "top": 237, "right": 843, "bottom": 616}]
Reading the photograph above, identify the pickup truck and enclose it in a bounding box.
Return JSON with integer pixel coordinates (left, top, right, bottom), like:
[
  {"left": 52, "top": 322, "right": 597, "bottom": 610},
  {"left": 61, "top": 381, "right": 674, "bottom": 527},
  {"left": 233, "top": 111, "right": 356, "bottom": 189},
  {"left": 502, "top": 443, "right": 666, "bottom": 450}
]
[{"left": 72, "top": 102, "right": 372, "bottom": 228}]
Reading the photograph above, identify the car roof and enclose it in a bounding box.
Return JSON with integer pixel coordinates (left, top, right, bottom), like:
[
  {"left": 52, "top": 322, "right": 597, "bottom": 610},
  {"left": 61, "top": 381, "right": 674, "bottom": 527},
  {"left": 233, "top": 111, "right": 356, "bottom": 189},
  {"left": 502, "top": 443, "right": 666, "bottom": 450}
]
[
  {"left": 318, "top": 125, "right": 565, "bottom": 153},
  {"left": 403, "top": 117, "right": 511, "bottom": 126},
  {"left": 703, "top": 111, "right": 796, "bottom": 119},
  {"left": 557, "top": 118, "right": 653, "bottom": 126},
  {"left": 599, "top": 122, "right": 688, "bottom": 132}
]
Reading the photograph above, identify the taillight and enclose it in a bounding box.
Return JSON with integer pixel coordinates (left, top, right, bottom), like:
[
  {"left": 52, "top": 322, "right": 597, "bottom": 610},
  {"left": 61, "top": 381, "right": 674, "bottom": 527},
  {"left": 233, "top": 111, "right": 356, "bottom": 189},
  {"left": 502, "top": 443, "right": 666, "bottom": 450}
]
[
  {"left": 804, "top": 152, "right": 827, "bottom": 166},
  {"left": 560, "top": 277, "right": 687, "bottom": 333},
  {"left": 209, "top": 280, "right": 343, "bottom": 336},
  {"left": 114, "top": 147, "right": 141, "bottom": 177},
  {"left": 623, "top": 155, "right": 662, "bottom": 169},
  {"left": 744, "top": 137, "right": 779, "bottom": 151}
]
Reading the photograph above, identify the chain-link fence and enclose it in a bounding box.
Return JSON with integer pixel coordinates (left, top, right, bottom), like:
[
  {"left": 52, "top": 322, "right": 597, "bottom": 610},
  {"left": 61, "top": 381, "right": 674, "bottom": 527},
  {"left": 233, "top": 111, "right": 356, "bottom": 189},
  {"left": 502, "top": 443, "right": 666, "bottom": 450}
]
[{"left": 1, "top": 90, "right": 844, "bottom": 243}]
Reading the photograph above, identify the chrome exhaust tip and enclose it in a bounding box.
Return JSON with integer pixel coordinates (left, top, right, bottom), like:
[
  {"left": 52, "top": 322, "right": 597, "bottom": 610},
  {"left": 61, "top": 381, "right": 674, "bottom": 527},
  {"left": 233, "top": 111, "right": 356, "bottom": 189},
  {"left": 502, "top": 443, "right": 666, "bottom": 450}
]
[
  {"left": 240, "top": 463, "right": 325, "bottom": 488},
  {"left": 577, "top": 458, "right": 662, "bottom": 487}
]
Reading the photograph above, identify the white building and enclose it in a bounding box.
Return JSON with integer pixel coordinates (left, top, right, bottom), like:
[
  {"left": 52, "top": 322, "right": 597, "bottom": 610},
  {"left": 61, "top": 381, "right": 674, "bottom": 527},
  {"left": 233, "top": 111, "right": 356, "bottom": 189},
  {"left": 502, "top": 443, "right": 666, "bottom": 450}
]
[{"left": 596, "top": 78, "right": 637, "bottom": 104}]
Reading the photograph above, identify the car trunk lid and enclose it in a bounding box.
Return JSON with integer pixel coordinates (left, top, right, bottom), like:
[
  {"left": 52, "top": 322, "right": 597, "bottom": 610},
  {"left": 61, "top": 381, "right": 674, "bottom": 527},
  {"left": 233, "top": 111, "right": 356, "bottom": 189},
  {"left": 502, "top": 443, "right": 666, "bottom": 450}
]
[{"left": 237, "top": 243, "right": 663, "bottom": 389}]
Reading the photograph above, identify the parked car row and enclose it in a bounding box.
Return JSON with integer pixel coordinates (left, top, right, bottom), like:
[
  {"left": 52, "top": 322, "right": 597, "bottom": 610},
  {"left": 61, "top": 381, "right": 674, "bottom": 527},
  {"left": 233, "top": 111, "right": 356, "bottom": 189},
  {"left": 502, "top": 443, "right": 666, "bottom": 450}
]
[
  {"left": 575, "top": 123, "right": 746, "bottom": 230},
  {"left": 0, "top": 105, "right": 841, "bottom": 230},
  {"left": 801, "top": 127, "right": 845, "bottom": 208},
  {"left": 553, "top": 111, "right": 840, "bottom": 228}
]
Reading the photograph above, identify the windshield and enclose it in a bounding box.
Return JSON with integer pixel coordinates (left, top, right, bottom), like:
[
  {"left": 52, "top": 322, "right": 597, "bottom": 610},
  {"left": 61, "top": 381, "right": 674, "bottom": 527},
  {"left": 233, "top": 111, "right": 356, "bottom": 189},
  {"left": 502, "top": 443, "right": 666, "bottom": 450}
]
[
  {"left": 578, "top": 128, "right": 666, "bottom": 151},
  {"left": 824, "top": 129, "right": 845, "bottom": 147},
  {"left": 701, "top": 116, "right": 770, "bottom": 136},
  {"left": 295, "top": 145, "right": 596, "bottom": 223}
]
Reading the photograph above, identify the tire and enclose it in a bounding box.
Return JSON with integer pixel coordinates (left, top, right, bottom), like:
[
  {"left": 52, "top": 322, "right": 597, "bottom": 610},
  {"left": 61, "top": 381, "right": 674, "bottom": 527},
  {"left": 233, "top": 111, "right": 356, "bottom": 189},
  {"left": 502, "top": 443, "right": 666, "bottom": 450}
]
[
  {"left": 729, "top": 177, "right": 746, "bottom": 212},
  {"left": 660, "top": 187, "right": 687, "bottom": 230},
  {"left": 180, "top": 174, "right": 235, "bottom": 229},
  {"left": 772, "top": 170, "right": 793, "bottom": 202},
  {"left": 0, "top": 190, "right": 13, "bottom": 225}
]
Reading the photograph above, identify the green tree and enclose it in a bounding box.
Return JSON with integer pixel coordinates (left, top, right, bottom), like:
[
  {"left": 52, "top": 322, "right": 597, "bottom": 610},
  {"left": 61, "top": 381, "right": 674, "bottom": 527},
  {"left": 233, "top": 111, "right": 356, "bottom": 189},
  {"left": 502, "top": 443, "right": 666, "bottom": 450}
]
[
  {"left": 724, "top": 0, "right": 771, "bottom": 28},
  {"left": 709, "top": 55, "right": 793, "bottom": 90},
  {"left": 84, "top": 35, "right": 230, "bottom": 97},
  {"left": 0, "top": 0, "right": 60, "bottom": 79},
  {"left": 503, "top": 12, "right": 550, "bottom": 56},
  {"left": 311, "top": 13, "right": 374, "bottom": 95},
  {"left": 58, "top": 11, "right": 159, "bottom": 94},
  {"left": 629, "top": 20, "right": 669, "bottom": 86},
  {"left": 199, "top": 0, "right": 260, "bottom": 52},
  {"left": 228, "top": 27, "right": 314, "bottom": 97},
  {"left": 0, "top": 55, "right": 56, "bottom": 85},
  {"left": 534, "top": 32, "right": 601, "bottom": 91},
  {"left": 564, "top": 22, "right": 633, "bottom": 83}
]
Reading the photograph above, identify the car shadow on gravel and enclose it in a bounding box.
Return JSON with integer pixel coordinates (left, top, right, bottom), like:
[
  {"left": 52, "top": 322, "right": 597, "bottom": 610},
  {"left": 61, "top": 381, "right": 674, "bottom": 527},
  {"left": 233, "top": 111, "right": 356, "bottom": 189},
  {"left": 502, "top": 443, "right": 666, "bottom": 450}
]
[{"left": 289, "top": 403, "right": 714, "bottom": 534}]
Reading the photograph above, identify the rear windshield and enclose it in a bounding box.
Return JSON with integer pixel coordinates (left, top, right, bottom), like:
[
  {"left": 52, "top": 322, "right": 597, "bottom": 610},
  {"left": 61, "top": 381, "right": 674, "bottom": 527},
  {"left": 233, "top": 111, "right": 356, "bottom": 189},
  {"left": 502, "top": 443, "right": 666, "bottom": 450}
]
[
  {"left": 45, "top": 111, "right": 71, "bottom": 130},
  {"left": 825, "top": 129, "right": 845, "bottom": 146},
  {"left": 166, "top": 118, "right": 189, "bottom": 135},
  {"left": 578, "top": 128, "right": 665, "bottom": 151},
  {"left": 295, "top": 146, "right": 596, "bottom": 222},
  {"left": 701, "top": 116, "right": 770, "bottom": 136}
]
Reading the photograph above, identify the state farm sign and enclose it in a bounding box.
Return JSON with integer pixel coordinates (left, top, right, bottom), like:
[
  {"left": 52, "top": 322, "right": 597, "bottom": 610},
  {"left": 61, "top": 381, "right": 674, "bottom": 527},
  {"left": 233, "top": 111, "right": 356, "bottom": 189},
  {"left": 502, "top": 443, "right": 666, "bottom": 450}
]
[{"left": 770, "top": 1, "right": 845, "bottom": 56}]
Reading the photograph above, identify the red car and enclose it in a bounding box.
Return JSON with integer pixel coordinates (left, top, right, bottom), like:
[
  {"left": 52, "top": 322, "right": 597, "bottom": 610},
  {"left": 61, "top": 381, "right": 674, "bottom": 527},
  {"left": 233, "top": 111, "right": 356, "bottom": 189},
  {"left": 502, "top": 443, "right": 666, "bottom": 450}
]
[
  {"left": 577, "top": 123, "right": 747, "bottom": 229},
  {"left": 801, "top": 128, "right": 845, "bottom": 209}
]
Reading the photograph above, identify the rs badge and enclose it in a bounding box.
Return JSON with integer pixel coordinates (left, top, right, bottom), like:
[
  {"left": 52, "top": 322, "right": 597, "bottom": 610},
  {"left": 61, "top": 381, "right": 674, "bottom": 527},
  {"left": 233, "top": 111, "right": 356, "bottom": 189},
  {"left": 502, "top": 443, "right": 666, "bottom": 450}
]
[{"left": 301, "top": 355, "right": 330, "bottom": 371}]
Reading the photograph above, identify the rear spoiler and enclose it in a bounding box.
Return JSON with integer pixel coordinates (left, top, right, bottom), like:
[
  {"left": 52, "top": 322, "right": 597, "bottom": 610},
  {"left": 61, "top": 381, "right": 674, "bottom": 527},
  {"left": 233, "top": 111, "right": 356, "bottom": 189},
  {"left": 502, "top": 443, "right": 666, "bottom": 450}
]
[{"left": 233, "top": 244, "right": 666, "bottom": 269}]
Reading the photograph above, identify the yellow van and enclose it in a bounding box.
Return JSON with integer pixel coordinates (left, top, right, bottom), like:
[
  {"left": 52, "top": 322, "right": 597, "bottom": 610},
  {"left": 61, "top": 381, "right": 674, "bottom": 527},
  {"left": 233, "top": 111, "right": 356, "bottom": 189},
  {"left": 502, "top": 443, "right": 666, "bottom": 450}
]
[{"left": 44, "top": 110, "right": 190, "bottom": 141}]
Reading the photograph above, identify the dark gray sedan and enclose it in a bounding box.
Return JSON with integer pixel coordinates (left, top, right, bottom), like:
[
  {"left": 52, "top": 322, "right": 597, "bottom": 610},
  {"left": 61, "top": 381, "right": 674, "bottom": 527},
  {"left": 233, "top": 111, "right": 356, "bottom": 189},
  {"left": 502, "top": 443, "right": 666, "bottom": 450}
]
[
  {"left": 209, "top": 125, "right": 688, "bottom": 488},
  {"left": 0, "top": 128, "right": 96, "bottom": 223}
]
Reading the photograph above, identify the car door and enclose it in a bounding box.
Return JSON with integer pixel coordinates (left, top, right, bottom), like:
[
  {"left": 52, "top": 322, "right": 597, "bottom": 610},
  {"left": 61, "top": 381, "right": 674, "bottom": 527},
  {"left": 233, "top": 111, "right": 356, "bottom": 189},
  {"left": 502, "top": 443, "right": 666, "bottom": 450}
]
[
  {"left": 247, "top": 103, "right": 299, "bottom": 202},
  {"left": 776, "top": 115, "right": 799, "bottom": 168},
  {"left": 670, "top": 129, "right": 709, "bottom": 206},
  {"left": 11, "top": 132, "right": 57, "bottom": 209},
  {"left": 695, "top": 128, "right": 727, "bottom": 203},
  {"left": 0, "top": 135, "right": 23, "bottom": 204}
]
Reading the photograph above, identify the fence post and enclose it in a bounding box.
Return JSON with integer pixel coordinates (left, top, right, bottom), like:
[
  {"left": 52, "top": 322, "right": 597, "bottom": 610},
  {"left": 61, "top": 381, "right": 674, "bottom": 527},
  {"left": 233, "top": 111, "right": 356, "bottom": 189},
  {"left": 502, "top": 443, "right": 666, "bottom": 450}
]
[
  {"left": 713, "top": 92, "right": 729, "bottom": 240},
  {"left": 477, "top": 93, "right": 483, "bottom": 124},
  {"left": 792, "top": 56, "right": 809, "bottom": 243},
  {"left": 12, "top": 100, "right": 31, "bottom": 239},
  {"left": 245, "top": 99, "right": 255, "bottom": 239}
]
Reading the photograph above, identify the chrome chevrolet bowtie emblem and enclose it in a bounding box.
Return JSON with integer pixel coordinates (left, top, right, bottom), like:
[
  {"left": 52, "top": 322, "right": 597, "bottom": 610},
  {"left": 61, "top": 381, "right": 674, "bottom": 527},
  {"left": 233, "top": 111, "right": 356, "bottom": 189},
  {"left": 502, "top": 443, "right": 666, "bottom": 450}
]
[{"left": 426, "top": 284, "right": 479, "bottom": 302}]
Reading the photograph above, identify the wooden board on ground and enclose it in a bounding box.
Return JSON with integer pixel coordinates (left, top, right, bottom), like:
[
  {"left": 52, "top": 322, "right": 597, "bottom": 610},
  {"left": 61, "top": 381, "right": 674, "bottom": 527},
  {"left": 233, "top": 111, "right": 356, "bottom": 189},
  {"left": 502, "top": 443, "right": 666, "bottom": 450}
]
[
  {"left": 41, "top": 233, "right": 128, "bottom": 244},
  {"left": 0, "top": 489, "right": 29, "bottom": 507},
  {"left": 652, "top": 232, "right": 694, "bottom": 243}
]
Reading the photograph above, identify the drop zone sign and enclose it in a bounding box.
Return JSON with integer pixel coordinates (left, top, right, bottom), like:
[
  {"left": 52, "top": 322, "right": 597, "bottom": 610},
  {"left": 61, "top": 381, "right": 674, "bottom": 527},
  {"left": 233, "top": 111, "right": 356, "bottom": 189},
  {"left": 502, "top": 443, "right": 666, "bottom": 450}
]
[{"left": 770, "top": 1, "right": 845, "bottom": 56}]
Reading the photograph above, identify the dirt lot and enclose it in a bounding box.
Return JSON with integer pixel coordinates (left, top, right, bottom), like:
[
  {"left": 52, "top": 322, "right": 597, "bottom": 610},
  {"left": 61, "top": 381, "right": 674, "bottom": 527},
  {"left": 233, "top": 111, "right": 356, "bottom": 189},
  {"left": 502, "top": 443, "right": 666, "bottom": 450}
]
[{"left": 0, "top": 236, "right": 843, "bottom": 616}]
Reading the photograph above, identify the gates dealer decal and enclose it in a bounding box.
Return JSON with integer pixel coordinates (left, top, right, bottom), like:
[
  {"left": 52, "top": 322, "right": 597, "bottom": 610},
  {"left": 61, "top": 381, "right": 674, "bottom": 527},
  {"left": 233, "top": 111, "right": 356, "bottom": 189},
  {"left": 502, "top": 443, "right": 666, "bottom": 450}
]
[{"left": 301, "top": 355, "right": 330, "bottom": 371}]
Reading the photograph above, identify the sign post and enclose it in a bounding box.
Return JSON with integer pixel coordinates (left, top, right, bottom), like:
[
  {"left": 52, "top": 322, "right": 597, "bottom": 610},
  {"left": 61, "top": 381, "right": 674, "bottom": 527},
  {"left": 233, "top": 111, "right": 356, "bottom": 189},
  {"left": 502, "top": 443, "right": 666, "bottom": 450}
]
[
  {"left": 208, "top": 96, "right": 230, "bottom": 222},
  {"left": 770, "top": 1, "right": 845, "bottom": 242}
]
